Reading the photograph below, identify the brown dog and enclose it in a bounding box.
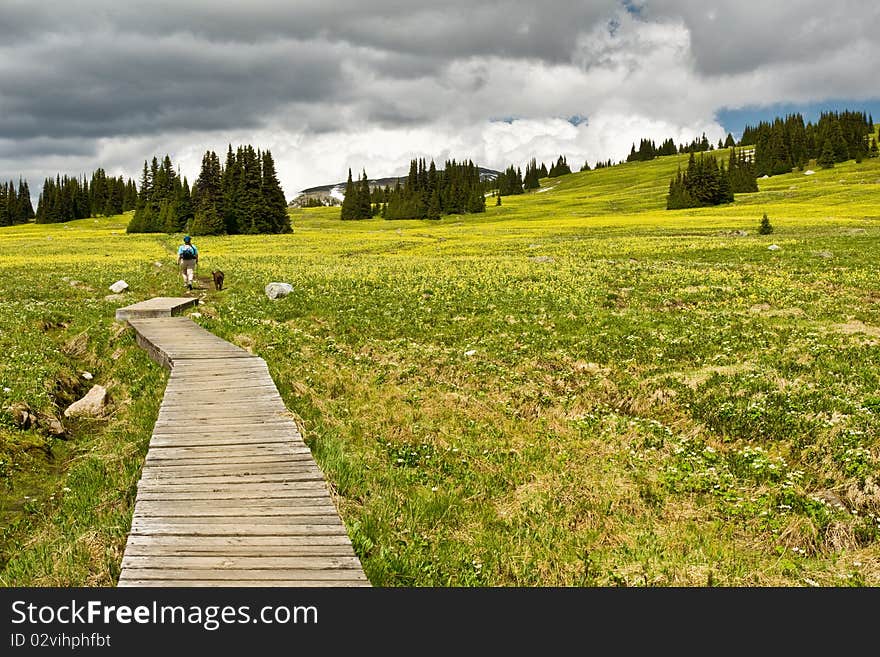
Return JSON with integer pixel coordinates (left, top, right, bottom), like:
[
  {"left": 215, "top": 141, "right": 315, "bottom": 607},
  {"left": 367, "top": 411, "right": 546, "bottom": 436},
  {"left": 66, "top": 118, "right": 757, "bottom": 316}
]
[{"left": 212, "top": 270, "right": 225, "bottom": 291}]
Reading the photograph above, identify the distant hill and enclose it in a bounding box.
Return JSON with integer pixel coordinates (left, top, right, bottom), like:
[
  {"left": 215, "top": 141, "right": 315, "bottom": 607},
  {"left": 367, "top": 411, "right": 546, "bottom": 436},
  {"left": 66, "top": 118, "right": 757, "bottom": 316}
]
[{"left": 291, "top": 167, "right": 501, "bottom": 207}]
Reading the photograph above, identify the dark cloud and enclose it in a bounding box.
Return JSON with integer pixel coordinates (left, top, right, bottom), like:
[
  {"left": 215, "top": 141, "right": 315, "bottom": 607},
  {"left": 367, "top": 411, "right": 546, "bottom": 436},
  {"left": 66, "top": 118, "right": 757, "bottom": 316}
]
[
  {"left": 0, "top": 34, "right": 346, "bottom": 140},
  {"left": 637, "top": 1, "right": 880, "bottom": 76},
  {"left": 0, "top": 137, "right": 97, "bottom": 159}
]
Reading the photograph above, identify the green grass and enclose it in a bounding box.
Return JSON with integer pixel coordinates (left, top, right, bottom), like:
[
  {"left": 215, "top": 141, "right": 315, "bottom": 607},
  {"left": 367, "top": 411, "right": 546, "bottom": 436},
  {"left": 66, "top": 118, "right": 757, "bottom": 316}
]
[{"left": 2, "top": 146, "right": 879, "bottom": 586}]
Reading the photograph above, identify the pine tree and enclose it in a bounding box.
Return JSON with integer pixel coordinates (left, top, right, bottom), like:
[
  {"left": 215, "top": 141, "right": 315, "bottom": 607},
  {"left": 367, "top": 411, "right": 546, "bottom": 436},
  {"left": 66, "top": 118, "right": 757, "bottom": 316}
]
[
  {"left": 818, "top": 140, "right": 835, "bottom": 168},
  {"left": 357, "top": 169, "right": 372, "bottom": 219},
  {"left": 523, "top": 158, "right": 541, "bottom": 190},
  {"left": 261, "top": 150, "right": 291, "bottom": 233},
  {"left": 175, "top": 178, "right": 194, "bottom": 233},
  {"left": 188, "top": 203, "right": 224, "bottom": 236},
  {"left": 340, "top": 168, "right": 357, "bottom": 220},
  {"left": 17, "top": 179, "right": 34, "bottom": 221},
  {"left": 221, "top": 144, "right": 242, "bottom": 234},
  {"left": 758, "top": 213, "right": 773, "bottom": 235},
  {"left": 192, "top": 150, "right": 224, "bottom": 230}
]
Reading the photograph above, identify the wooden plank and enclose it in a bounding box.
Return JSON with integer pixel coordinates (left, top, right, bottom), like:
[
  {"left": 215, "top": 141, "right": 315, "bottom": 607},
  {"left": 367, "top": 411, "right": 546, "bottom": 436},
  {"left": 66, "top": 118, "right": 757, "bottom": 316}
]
[
  {"left": 123, "top": 544, "right": 356, "bottom": 558},
  {"left": 122, "top": 534, "right": 354, "bottom": 548},
  {"left": 135, "top": 488, "right": 332, "bottom": 501},
  {"left": 141, "top": 455, "right": 316, "bottom": 468},
  {"left": 128, "top": 523, "right": 349, "bottom": 536},
  {"left": 120, "top": 556, "right": 363, "bottom": 570},
  {"left": 117, "top": 568, "right": 368, "bottom": 581},
  {"left": 136, "top": 475, "right": 325, "bottom": 488},
  {"left": 135, "top": 479, "right": 330, "bottom": 491},
  {"left": 118, "top": 579, "right": 369, "bottom": 587},
  {"left": 138, "top": 465, "right": 323, "bottom": 480},
  {"left": 131, "top": 514, "right": 343, "bottom": 526},
  {"left": 148, "top": 437, "right": 300, "bottom": 449},
  {"left": 145, "top": 453, "right": 312, "bottom": 465},
  {"left": 133, "top": 498, "right": 336, "bottom": 511},
  {"left": 133, "top": 506, "right": 339, "bottom": 518},
  {"left": 153, "top": 417, "right": 299, "bottom": 428},
  {"left": 145, "top": 445, "right": 310, "bottom": 458}
]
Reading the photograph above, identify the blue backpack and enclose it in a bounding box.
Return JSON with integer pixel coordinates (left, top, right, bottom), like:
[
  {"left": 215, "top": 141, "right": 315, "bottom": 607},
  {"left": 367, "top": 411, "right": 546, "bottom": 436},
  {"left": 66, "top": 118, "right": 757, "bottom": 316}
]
[{"left": 180, "top": 245, "right": 196, "bottom": 260}]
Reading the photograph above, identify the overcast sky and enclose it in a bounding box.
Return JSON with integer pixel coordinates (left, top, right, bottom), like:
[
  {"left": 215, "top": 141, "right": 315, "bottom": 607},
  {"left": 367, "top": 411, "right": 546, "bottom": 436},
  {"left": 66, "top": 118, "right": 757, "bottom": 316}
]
[{"left": 1, "top": 0, "right": 879, "bottom": 198}]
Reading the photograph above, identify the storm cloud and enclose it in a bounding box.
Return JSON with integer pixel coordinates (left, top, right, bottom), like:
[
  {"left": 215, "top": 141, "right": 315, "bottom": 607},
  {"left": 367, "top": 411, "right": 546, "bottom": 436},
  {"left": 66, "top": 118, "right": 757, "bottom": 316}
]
[{"left": 0, "top": 0, "right": 877, "bottom": 196}]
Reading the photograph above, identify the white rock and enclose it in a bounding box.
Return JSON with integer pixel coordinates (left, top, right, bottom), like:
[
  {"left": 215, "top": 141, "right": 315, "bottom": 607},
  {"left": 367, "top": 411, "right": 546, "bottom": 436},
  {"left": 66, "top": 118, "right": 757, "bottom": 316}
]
[
  {"left": 81, "top": 372, "right": 93, "bottom": 380},
  {"left": 760, "top": 175, "right": 770, "bottom": 179},
  {"left": 154, "top": 261, "right": 163, "bottom": 267},
  {"left": 265, "top": 282, "right": 294, "bottom": 300},
  {"left": 109, "top": 280, "right": 128, "bottom": 293},
  {"left": 190, "top": 312, "right": 202, "bottom": 318},
  {"left": 804, "top": 170, "right": 815, "bottom": 175},
  {"left": 768, "top": 244, "right": 781, "bottom": 251},
  {"left": 464, "top": 349, "right": 477, "bottom": 356},
  {"left": 64, "top": 385, "right": 107, "bottom": 418}
]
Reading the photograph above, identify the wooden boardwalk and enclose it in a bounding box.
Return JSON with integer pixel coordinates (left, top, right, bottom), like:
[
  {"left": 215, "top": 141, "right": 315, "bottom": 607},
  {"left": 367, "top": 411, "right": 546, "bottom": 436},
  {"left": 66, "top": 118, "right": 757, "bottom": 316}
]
[{"left": 116, "top": 297, "right": 369, "bottom": 587}]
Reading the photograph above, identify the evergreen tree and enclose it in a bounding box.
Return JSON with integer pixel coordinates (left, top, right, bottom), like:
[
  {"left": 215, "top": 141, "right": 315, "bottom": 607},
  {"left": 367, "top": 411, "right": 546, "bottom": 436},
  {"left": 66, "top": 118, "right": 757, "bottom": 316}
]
[
  {"left": 340, "top": 168, "right": 357, "bottom": 220},
  {"left": 17, "top": 179, "right": 34, "bottom": 221},
  {"left": 548, "top": 155, "right": 571, "bottom": 176},
  {"left": 174, "top": 178, "right": 194, "bottom": 233},
  {"left": 188, "top": 203, "right": 225, "bottom": 236},
  {"left": 758, "top": 213, "right": 773, "bottom": 235},
  {"left": 523, "top": 158, "right": 541, "bottom": 190},
  {"left": 239, "top": 146, "right": 268, "bottom": 233},
  {"left": 261, "top": 150, "right": 291, "bottom": 233},
  {"left": 818, "top": 140, "right": 835, "bottom": 168},
  {"left": 192, "top": 150, "right": 223, "bottom": 225},
  {"left": 357, "top": 169, "right": 372, "bottom": 219},
  {"left": 221, "top": 144, "right": 242, "bottom": 234}
]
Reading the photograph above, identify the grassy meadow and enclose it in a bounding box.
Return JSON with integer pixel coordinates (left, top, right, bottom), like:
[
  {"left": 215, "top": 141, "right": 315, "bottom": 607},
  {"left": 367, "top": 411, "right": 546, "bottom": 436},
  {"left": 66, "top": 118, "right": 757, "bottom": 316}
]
[{"left": 1, "top": 145, "right": 879, "bottom": 586}]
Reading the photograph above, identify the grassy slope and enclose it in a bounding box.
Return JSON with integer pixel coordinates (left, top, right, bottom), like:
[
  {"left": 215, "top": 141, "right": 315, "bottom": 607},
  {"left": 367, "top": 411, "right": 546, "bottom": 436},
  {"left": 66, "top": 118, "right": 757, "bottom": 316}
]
[{"left": 1, "top": 144, "right": 879, "bottom": 586}]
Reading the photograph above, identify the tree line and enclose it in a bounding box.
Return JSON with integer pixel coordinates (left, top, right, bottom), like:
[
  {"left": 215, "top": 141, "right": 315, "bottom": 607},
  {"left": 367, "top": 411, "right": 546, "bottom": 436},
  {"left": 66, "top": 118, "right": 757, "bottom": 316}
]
[
  {"left": 626, "top": 133, "right": 737, "bottom": 164},
  {"left": 741, "top": 110, "right": 877, "bottom": 175},
  {"left": 126, "top": 145, "right": 290, "bottom": 235},
  {"left": 492, "top": 155, "right": 574, "bottom": 197},
  {"left": 342, "top": 158, "right": 487, "bottom": 220},
  {"left": 35, "top": 170, "right": 137, "bottom": 223},
  {"left": 0, "top": 180, "right": 35, "bottom": 226}
]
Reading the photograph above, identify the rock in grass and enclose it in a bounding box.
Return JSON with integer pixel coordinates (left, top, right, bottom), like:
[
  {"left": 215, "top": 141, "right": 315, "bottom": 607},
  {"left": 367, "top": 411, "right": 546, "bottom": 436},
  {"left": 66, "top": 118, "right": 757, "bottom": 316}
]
[
  {"left": 43, "top": 415, "right": 67, "bottom": 437},
  {"left": 64, "top": 385, "right": 107, "bottom": 419},
  {"left": 7, "top": 402, "right": 37, "bottom": 429},
  {"left": 265, "top": 282, "right": 294, "bottom": 300},
  {"left": 768, "top": 244, "right": 781, "bottom": 251},
  {"left": 109, "top": 280, "right": 128, "bottom": 293}
]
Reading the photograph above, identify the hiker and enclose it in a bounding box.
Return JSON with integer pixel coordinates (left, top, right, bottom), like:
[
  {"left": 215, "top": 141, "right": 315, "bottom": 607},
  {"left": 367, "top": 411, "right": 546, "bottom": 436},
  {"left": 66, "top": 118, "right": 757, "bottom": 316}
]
[{"left": 177, "top": 235, "right": 199, "bottom": 290}]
